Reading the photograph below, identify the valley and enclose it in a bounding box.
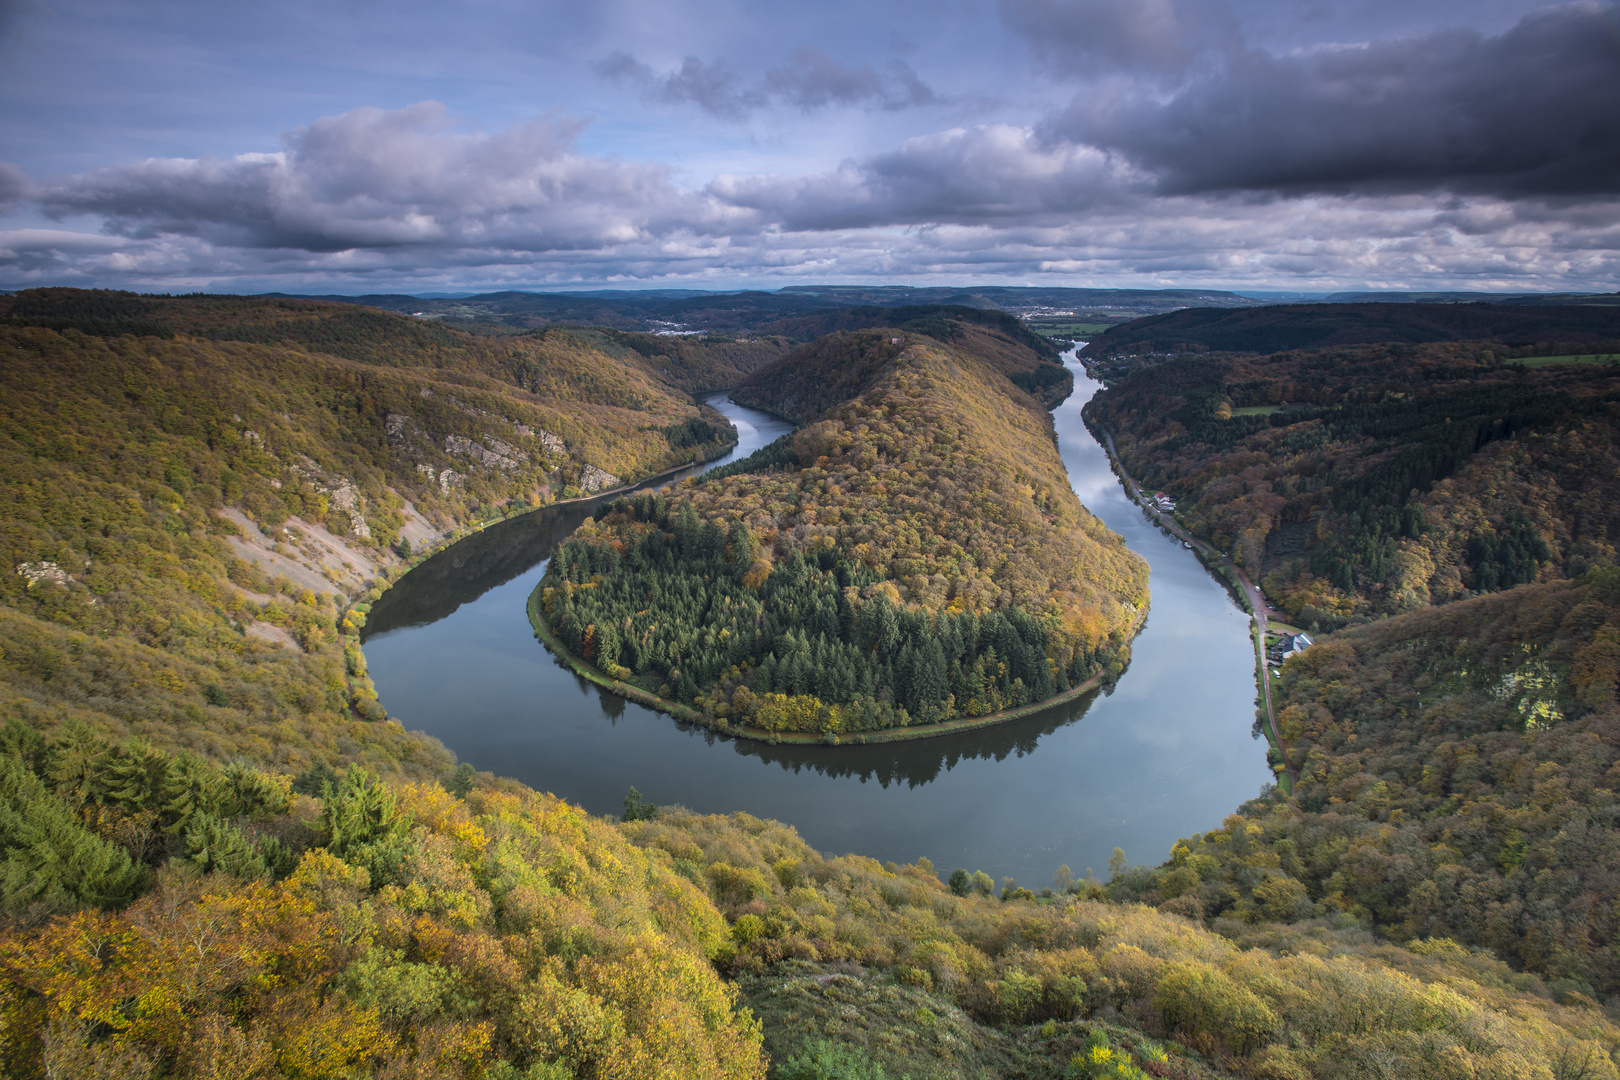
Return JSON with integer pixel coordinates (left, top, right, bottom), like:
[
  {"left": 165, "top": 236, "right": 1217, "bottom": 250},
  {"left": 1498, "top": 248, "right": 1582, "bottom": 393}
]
[{"left": 0, "top": 289, "right": 1617, "bottom": 1079}]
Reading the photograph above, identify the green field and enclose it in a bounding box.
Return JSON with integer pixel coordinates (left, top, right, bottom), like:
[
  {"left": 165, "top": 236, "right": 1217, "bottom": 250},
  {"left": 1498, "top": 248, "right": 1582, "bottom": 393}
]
[
  {"left": 1232, "top": 404, "right": 1282, "bottom": 416},
  {"left": 1515, "top": 353, "right": 1620, "bottom": 367},
  {"left": 1028, "top": 321, "right": 1115, "bottom": 338}
]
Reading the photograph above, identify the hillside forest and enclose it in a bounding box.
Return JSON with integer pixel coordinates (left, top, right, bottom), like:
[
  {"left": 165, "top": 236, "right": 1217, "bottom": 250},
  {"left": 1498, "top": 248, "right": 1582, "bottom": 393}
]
[
  {"left": 0, "top": 289, "right": 1619, "bottom": 1078},
  {"left": 0, "top": 289, "right": 764, "bottom": 778},
  {"left": 1088, "top": 339, "right": 1620, "bottom": 630},
  {"left": 539, "top": 320, "right": 1149, "bottom": 736}
]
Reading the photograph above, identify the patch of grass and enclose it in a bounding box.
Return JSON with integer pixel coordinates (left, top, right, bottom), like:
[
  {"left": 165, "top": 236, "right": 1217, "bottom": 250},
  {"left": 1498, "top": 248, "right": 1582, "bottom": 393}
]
[
  {"left": 1029, "top": 322, "right": 1114, "bottom": 339},
  {"left": 1231, "top": 404, "right": 1281, "bottom": 416}
]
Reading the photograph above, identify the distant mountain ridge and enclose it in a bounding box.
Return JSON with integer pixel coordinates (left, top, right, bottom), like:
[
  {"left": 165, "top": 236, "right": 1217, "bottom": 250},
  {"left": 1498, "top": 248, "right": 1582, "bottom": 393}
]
[
  {"left": 249, "top": 285, "right": 1273, "bottom": 336},
  {"left": 1089, "top": 301, "right": 1620, "bottom": 356},
  {"left": 1324, "top": 290, "right": 1620, "bottom": 305}
]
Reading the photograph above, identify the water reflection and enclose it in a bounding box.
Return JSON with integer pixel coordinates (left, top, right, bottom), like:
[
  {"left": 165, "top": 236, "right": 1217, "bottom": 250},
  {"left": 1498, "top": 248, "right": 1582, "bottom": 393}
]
[
  {"left": 731, "top": 687, "right": 1103, "bottom": 787},
  {"left": 370, "top": 443, "right": 752, "bottom": 635}
]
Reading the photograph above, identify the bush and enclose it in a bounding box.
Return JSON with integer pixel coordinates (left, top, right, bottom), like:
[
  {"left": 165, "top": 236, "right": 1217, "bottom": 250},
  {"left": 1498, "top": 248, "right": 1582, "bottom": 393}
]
[
  {"left": 1152, "top": 963, "right": 1279, "bottom": 1056},
  {"left": 777, "top": 1038, "right": 888, "bottom": 1080}
]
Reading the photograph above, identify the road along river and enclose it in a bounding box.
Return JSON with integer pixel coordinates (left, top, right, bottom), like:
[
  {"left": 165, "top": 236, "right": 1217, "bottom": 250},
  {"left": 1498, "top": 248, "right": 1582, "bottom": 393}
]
[{"left": 362, "top": 357, "right": 1273, "bottom": 886}]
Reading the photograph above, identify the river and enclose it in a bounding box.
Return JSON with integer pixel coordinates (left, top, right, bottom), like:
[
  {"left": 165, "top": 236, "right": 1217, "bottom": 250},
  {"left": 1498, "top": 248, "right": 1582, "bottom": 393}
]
[{"left": 362, "top": 357, "right": 1272, "bottom": 886}]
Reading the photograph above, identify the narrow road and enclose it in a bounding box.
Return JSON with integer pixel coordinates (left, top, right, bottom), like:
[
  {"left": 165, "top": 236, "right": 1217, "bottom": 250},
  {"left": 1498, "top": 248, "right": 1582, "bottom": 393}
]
[{"left": 1096, "top": 426, "right": 1299, "bottom": 792}]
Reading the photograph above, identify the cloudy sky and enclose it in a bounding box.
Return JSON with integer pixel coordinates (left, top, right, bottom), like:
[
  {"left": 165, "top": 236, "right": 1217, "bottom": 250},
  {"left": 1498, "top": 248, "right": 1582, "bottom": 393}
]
[{"left": 1, "top": 0, "right": 1617, "bottom": 293}]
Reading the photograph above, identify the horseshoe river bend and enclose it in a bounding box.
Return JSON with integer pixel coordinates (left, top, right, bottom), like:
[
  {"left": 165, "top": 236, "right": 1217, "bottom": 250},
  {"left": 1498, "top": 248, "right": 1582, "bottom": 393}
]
[{"left": 361, "top": 355, "right": 1272, "bottom": 886}]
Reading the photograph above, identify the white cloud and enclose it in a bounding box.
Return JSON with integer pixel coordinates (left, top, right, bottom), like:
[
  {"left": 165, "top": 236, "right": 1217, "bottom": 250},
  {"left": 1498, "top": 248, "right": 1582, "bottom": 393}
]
[
  {"left": 38, "top": 102, "right": 743, "bottom": 253},
  {"left": 2, "top": 101, "right": 1617, "bottom": 293}
]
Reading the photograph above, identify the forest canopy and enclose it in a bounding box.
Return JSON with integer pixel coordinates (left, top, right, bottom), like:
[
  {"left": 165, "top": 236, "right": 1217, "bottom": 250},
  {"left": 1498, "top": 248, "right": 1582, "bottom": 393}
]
[
  {"left": 6, "top": 290, "right": 1620, "bottom": 1078},
  {"left": 539, "top": 319, "right": 1147, "bottom": 735},
  {"left": 1090, "top": 339, "right": 1620, "bottom": 628},
  {"left": 1088, "top": 301, "right": 1620, "bottom": 358},
  {"left": 0, "top": 290, "right": 769, "bottom": 778}
]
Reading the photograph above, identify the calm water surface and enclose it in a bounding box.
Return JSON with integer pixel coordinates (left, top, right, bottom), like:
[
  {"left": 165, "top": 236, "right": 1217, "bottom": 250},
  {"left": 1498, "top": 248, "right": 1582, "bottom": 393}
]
[{"left": 363, "top": 361, "right": 1272, "bottom": 885}]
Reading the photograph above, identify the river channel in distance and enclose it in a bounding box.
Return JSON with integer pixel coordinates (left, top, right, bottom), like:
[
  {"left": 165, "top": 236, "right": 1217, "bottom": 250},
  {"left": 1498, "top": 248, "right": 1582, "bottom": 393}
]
[{"left": 362, "top": 353, "right": 1273, "bottom": 886}]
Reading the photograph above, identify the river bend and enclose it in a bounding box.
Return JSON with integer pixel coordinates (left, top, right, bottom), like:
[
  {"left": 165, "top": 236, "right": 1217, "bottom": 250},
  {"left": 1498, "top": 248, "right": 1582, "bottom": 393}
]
[{"left": 363, "top": 361, "right": 1271, "bottom": 885}]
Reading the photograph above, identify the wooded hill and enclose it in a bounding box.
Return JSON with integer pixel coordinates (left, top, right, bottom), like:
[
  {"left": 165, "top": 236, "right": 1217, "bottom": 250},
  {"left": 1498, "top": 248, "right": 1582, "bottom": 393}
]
[
  {"left": 0, "top": 288, "right": 787, "bottom": 395},
  {"left": 1089, "top": 302, "right": 1620, "bottom": 358},
  {"left": 5, "top": 289, "right": 1620, "bottom": 1078},
  {"left": 745, "top": 305, "right": 1074, "bottom": 410},
  {"left": 0, "top": 289, "right": 768, "bottom": 779},
  {"left": 271, "top": 285, "right": 1269, "bottom": 337},
  {"left": 1089, "top": 340, "right": 1620, "bottom": 628},
  {"left": 540, "top": 317, "right": 1148, "bottom": 736},
  {"left": 1099, "top": 569, "right": 1620, "bottom": 1000}
]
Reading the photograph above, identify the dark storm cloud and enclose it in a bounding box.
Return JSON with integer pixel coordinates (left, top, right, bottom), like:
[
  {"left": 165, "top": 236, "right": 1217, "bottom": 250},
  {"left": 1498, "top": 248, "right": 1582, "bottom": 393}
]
[
  {"left": 764, "top": 48, "right": 938, "bottom": 111},
  {"left": 648, "top": 57, "right": 765, "bottom": 121},
  {"left": 1043, "top": 1, "right": 1620, "bottom": 197},
  {"left": 709, "top": 125, "right": 1134, "bottom": 230},
  {"left": 3, "top": 2, "right": 1618, "bottom": 292},
  {"left": 596, "top": 46, "right": 942, "bottom": 119},
  {"left": 594, "top": 52, "right": 764, "bottom": 120},
  {"left": 999, "top": 0, "right": 1238, "bottom": 78}
]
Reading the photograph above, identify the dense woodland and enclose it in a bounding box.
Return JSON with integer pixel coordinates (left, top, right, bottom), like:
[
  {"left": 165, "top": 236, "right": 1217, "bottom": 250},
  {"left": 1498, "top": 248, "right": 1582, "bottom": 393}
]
[
  {"left": 1088, "top": 302, "right": 1620, "bottom": 359},
  {"left": 0, "top": 724, "right": 764, "bottom": 1079},
  {"left": 292, "top": 285, "right": 1253, "bottom": 338},
  {"left": 1093, "top": 571, "right": 1620, "bottom": 998},
  {"left": 1090, "top": 340, "right": 1620, "bottom": 628},
  {"left": 541, "top": 320, "right": 1146, "bottom": 735},
  {"left": 0, "top": 290, "right": 762, "bottom": 778},
  {"left": 3, "top": 291, "right": 1620, "bottom": 1077}
]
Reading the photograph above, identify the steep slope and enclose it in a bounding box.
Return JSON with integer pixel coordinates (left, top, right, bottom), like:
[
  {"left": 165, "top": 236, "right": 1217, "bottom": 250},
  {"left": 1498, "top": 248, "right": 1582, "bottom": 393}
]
[
  {"left": 0, "top": 726, "right": 765, "bottom": 1079},
  {"left": 624, "top": 803, "right": 1620, "bottom": 1080},
  {"left": 1104, "top": 570, "right": 1620, "bottom": 998},
  {"left": 748, "top": 305, "right": 1072, "bottom": 407},
  {"left": 1089, "top": 341, "right": 1620, "bottom": 627},
  {"left": 3, "top": 720, "right": 1614, "bottom": 1080},
  {"left": 0, "top": 291, "right": 752, "bottom": 775},
  {"left": 540, "top": 319, "right": 1147, "bottom": 736}
]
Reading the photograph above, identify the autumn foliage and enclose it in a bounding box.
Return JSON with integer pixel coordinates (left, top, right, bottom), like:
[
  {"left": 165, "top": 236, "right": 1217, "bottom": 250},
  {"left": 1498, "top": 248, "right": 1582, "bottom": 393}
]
[
  {"left": 543, "top": 321, "right": 1147, "bottom": 731},
  {"left": 1091, "top": 341, "right": 1620, "bottom": 627},
  {"left": 0, "top": 727, "right": 764, "bottom": 1079}
]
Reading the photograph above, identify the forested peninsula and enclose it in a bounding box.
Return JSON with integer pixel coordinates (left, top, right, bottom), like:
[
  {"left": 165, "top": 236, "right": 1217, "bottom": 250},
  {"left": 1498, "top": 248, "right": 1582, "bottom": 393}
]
[
  {"left": 1, "top": 290, "right": 1618, "bottom": 1079},
  {"left": 537, "top": 316, "right": 1148, "bottom": 738}
]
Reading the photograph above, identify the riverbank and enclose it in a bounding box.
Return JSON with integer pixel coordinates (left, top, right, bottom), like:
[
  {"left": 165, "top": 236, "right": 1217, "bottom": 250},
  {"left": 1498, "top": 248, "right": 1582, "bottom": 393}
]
[
  {"left": 527, "top": 583, "right": 1147, "bottom": 746},
  {"left": 340, "top": 435, "right": 739, "bottom": 719},
  {"left": 1081, "top": 405, "right": 1295, "bottom": 793}
]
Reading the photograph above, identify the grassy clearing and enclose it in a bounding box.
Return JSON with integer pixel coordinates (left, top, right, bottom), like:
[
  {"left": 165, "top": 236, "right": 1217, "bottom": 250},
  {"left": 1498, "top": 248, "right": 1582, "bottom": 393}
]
[
  {"left": 1027, "top": 321, "right": 1115, "bottom": 338},
  {"left": 1231, "top": 404, "right": 1281, "bottom": 416}
]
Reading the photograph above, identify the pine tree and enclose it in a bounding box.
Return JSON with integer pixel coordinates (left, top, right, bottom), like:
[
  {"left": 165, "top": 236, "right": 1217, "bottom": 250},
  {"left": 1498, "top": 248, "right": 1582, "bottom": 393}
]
[
  {"left": 0, "top": 756, "right": 146, "bottom": 912},
  {"left": 675, "top": 500, "right": 701, "bottom": 558},
  {"left": 184, "top": 815, "right": 270, "bottom": 879},
  {"left": 916, "top": 638, "right": 948, "bottom": 712},
  {"left": 321, "top": 766, "right": 414, "bottom": 887}
]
